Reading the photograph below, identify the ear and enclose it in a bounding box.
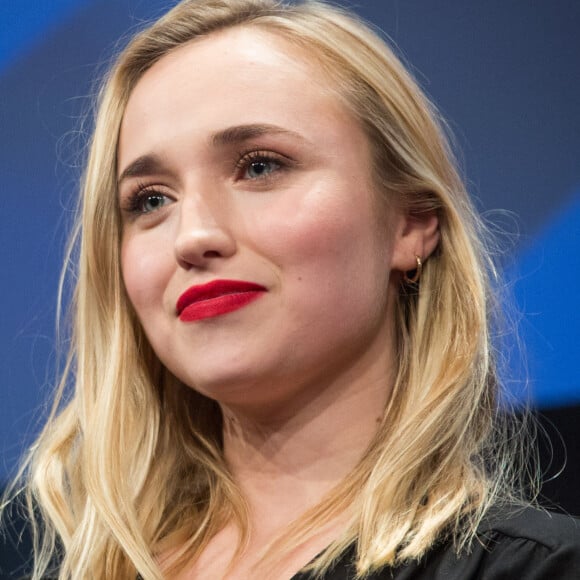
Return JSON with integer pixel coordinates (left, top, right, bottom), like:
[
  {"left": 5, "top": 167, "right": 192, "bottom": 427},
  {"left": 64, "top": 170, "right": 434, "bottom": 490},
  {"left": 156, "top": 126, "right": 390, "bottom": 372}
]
[{"left": 391, "top": 209, "right": 440, "bottom": 273}]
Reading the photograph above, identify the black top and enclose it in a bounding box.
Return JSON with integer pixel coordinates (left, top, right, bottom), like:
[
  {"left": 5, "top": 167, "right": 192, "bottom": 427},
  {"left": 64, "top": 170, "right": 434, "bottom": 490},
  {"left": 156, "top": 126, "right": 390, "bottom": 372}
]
[
  {"left": 291, "top": 506, "right": 580, "bottom": 580},
  {"left": 24, "top": 506, "right": 580, "bottom": 580}
]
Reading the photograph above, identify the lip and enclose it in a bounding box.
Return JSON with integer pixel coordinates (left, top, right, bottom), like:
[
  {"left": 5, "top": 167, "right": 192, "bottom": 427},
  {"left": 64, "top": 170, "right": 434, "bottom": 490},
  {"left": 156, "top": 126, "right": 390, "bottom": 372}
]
[{"left": 176, "top": 279, "right": 267, "bottom": 322}]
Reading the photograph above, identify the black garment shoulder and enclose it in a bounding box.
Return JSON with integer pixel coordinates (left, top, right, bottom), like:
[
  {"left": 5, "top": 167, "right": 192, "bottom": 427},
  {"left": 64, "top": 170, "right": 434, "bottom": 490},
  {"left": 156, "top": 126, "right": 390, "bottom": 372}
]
[
  {"left": 292, "top": 506, "right": 580, "bottom": 580},
  {"left": 22, "top": 507, "right": 580, "bottom": 579}
]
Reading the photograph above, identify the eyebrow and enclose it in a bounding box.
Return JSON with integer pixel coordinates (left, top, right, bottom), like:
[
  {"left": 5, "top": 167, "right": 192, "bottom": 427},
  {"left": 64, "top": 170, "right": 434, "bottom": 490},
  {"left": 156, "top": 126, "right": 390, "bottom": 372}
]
[
  {"left": 117, "top": 153, "right": 167, "bottom": 187},
  {"left": 118, "top": 123, "right": 306, "bottom": 186},
  {"left": 210, "top": 123, "right": 305, "bottom": 147}
]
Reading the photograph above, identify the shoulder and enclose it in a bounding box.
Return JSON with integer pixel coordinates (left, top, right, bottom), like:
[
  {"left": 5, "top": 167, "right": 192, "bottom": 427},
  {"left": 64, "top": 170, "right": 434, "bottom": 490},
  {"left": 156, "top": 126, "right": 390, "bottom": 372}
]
[
  {"left": 419, "top": 505, "right": 580, "bottom": 580},
  {"left": 299, "top": 506, "right": 580, "bottom": 580},
  {"left": 386, "top": 505, "right": 580, "bottom": 580},
  {"left": 478, "top": 504, "right": 580, "bottom": 552}
]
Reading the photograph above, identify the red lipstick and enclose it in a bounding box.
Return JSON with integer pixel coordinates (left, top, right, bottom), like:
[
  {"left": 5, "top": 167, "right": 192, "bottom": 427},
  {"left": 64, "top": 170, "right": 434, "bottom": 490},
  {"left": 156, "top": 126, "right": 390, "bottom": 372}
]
[{"left": 176, "top": 279, "right": 266, "bottom": 322}]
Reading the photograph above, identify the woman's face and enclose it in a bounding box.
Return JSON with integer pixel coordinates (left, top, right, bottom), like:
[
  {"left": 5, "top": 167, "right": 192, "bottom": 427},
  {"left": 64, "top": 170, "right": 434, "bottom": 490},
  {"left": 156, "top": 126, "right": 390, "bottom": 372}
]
[{"left": 118, "top": 27, "right": 419, "bottom": 410}]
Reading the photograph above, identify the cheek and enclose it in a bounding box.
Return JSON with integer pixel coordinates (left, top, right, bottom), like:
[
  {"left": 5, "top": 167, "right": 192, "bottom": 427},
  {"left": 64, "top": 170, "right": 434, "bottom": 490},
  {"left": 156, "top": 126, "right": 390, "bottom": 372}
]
[
  {"left": 251, "top": 186, "right": 389, "bottom": 274},
  {"left": 249, "top": 188, "right": 392, "bottom": 314},
  {"left": 121, "top": 232, "right": 173, "bottom": 316}
]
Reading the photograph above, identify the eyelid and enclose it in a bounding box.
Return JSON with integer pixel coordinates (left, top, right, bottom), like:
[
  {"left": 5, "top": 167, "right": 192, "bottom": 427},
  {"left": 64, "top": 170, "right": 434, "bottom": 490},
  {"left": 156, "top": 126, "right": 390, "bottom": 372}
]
[
  {"left": 234, "top": 148, "right": 294, "bottom": 179},
  {"left": 119, "top": 181, "right": 175, "bottom": 218}
]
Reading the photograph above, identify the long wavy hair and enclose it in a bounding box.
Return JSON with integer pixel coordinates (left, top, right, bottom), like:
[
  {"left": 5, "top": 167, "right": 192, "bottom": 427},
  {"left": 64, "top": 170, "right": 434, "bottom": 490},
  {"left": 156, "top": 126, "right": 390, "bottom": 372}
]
[{"left": 2, "top": 1, "right": 535, "bottom": 578}]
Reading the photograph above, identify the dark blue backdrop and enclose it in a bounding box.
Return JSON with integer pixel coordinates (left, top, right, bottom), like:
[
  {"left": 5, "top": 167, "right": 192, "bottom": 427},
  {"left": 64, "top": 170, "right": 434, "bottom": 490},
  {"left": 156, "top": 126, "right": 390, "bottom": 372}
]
[{"left": 1, "top": 0, "right": 579, "bottom": 483}]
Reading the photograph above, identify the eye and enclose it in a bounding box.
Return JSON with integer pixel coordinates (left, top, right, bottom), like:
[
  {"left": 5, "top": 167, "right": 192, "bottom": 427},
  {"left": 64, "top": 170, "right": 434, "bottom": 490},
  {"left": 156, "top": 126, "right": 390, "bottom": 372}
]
[
  {"left": 245, "top": 158, "right": 280, "bottom": 179},
  {"left": 236, "top": 151, "right": 284, "bottom": 181},
  {"left": 138, "top": 192, "right": 171, "bottom": 213},
  {"left": 122, "top": 187, "right": 174, "bottom": 216}
]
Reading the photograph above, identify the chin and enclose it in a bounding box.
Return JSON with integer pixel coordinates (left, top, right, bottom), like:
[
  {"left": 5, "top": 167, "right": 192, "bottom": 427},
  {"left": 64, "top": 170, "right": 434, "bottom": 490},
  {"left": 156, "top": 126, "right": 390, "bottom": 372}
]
[{"left": 175, "top": 364, "right": 272, "bottom": 404}]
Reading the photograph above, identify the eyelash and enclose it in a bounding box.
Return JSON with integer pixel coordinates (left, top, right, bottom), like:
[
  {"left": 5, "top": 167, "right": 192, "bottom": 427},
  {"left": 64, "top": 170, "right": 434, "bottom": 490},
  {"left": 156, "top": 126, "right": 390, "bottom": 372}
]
[
  {"left": 234, "top": 149, "right": 287, "bottom": 181},
  {"left": 122, "top": 183, "right": 170, "bottom": 216},
  {"left": 121, "top": 149, "right": 289, "bottom": 217}
]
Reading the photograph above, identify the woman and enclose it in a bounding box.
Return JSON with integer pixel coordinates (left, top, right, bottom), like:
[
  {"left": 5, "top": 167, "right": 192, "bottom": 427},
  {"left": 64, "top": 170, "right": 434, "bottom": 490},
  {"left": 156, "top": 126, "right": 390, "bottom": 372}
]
[{"left": 4, "top": 0, "right": 579, "bottom": 578}]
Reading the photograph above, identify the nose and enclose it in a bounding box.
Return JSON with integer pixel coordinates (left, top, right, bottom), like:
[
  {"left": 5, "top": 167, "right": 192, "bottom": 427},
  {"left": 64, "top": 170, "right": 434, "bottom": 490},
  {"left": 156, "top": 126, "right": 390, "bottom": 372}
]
[{"left": 174, "top": 194, "right": 236, "bottom": 269}]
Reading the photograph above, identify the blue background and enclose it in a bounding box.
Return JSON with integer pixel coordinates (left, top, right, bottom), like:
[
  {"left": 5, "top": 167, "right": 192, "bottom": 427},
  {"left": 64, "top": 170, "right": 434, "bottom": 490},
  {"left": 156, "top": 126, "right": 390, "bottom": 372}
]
[{"left": 1, "top": 0, "right": 579, "bottom": 483}]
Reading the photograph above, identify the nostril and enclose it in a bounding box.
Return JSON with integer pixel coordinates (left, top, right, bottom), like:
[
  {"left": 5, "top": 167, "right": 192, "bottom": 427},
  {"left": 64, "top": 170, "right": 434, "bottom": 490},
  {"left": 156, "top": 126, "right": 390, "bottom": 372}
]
[{"left": 174, "top": 222, "right": 236, "bottom": 267}]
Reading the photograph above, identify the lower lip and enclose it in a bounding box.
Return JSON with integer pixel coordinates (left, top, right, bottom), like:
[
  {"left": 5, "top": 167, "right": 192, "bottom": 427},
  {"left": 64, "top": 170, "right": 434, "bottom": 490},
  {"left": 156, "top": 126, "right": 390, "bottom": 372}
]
[{"left": 179, "top": 291, "right": 264, "bottom": 322}]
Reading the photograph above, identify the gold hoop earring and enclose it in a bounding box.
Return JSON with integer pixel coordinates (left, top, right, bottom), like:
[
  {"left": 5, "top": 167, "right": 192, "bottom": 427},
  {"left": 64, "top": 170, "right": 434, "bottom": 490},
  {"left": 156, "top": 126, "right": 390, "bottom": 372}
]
[{"left": 403, "top": 255, "right": 422, "bottom": 284}]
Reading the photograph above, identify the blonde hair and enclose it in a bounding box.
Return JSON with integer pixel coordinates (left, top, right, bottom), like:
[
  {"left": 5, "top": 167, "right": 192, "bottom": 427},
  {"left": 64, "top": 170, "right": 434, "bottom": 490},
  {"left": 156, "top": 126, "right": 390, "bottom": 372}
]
[{"left": 3, "top": 1, "right": 534, "bottom": 578}]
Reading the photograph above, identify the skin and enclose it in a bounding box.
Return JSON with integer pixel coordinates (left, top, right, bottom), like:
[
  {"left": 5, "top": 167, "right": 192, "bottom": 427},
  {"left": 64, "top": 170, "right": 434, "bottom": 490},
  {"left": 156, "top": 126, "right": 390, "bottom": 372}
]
[{"left": 118, "top": 26, "right": 438, "bottom": 579}]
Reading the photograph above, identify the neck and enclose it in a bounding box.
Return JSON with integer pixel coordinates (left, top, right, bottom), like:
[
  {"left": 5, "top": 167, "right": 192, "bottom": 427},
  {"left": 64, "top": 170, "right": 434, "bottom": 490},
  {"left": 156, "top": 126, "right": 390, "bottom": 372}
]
[{"left": 220, "top": 345, "right": 393, "bottom": 534}]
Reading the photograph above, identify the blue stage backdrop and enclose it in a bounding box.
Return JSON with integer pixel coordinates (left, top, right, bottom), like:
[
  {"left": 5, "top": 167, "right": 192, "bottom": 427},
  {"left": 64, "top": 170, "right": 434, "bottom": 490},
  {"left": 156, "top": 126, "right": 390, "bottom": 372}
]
[{"left": 1, "top": 1, "right": 579, "bottom": 482}]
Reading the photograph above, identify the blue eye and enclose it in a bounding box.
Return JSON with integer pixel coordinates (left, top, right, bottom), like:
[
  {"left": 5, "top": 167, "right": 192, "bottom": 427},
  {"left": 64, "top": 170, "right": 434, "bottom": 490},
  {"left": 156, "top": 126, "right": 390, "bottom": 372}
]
[
  {"left": 140, "top": 193, "right": 170, "bottom": 213},
  {"left": 123, "top": 189, "right": 173, "bottom": 216},
  {"left": 237, "top": 150, "right": 285, "bottom": 181},
  {"left": 245, "top": 158, "right": 280, "bottom": 179}
]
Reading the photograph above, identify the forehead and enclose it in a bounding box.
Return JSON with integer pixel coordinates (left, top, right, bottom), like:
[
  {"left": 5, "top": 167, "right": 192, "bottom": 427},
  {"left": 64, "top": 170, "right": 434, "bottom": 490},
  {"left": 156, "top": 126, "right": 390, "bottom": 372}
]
[
  {"left": 128, "top": 25, "right": 335, "bottom": 102},
  {"left": 118, "top": 26, "right": 368, "bottom": 165}
]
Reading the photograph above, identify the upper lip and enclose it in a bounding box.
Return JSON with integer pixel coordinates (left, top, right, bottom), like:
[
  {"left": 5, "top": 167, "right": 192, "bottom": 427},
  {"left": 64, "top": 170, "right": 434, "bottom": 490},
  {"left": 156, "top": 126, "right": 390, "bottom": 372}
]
[{"left": 176, "top": 279, "right": 267, "bottom": 315}]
